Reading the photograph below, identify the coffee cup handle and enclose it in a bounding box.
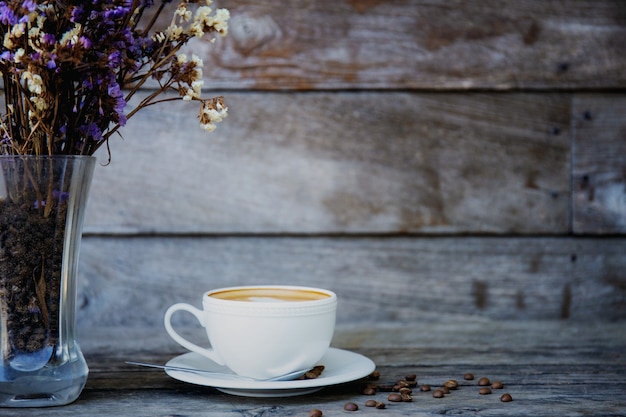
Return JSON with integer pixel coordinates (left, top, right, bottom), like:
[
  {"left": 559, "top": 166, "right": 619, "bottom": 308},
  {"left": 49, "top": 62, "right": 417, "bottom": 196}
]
[{"left": 164, "top": 303, "right": 225, "bottom": 366}]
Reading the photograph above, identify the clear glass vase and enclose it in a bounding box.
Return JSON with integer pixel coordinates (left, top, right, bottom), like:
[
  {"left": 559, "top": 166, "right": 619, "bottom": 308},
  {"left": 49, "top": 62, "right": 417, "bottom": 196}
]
[{"left": 0, "top": 155, "right": 95, "bottom": 407}]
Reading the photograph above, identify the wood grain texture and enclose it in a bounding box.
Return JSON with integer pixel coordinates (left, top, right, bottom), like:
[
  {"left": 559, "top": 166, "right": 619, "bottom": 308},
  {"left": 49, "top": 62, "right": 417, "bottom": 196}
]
[
  {"left": 76, "top": 236, "right": 626, "bottom": 331},
  {"left": 572, "top": 94, "right": 626, "bottom": 234},
  {"left": 84, "top": 91, "right": 571, "bottom": 234},
  {"left": 169, "top": 0, "right": 626, "bottom": 90},
  {"left": 4, "top": 322, "right": 624, "bottom": 417}
]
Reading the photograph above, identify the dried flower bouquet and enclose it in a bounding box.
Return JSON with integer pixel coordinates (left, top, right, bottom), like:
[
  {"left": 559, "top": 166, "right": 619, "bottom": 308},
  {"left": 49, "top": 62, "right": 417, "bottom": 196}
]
[
  {"left": 0, "top": 0, "right": 229, "bottom": 156},
  {"left": 0, "top": 0, "right": 229, "bottom": 379}
]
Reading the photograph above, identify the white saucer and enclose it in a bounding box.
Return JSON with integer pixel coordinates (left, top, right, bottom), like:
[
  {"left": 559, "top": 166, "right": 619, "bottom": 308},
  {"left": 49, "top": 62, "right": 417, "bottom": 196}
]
[{"left": 165, "top": 348, "right": 376, "bottom": 397}]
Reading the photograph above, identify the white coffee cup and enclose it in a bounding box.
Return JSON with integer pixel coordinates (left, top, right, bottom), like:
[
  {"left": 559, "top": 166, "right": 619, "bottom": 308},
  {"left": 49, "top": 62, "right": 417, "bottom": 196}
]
[{"left": 164, "top": 285, "right": 337, "bottom": 380}]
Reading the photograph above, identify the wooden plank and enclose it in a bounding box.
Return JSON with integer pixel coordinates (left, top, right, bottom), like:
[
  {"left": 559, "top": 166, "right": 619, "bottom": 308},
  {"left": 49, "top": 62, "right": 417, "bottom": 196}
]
[
  {"left": 3, "top": 377, "right": 619, "bottom": 417},
  {"left": 84, "top": 91, "right": 571, "bottom": 234},
  {"left": 169, "top": 0, "right": 626, "bottom": 90},
  {"left": 79, "top": 320, "right": 626, "bottom": 360},
  {"left": 75, "top": 236, "right": 626, "bottom": 331},
  {"left": 572, "top": 94, "right": 626, "bottom": 234}
]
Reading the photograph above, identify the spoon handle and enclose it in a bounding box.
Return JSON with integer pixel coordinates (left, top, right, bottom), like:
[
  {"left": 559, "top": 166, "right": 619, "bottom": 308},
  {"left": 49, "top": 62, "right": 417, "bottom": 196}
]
[
  {"left": 126, "top": 361, "right": 309, "bottom": 381},
  {"left": 125, "top": 361, "right": 255, "bottom": 381}
]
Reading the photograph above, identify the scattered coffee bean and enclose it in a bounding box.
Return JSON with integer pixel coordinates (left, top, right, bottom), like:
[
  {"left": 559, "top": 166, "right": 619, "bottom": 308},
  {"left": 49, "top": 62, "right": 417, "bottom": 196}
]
[
  {"left": 366, "top": 371, "right": 512, "bottom": 408},
  {"left": 365, "top": 399, "right": 377, "bottom": 407},
  {"left": 396, "top": 379, "right": 417, "bottom": 389},
  {"left": 369, "top": 371, "right": 381, "bottom": 380},
  {"left": 308, "top": 409, "right": 323, "bottom": 417},
  {"left": 399, "top": 387, "right": 413, "bottom": 402},
  {"left": 344, "top": 402, "right": 359, "bottom": 411},
  {"left": 388, "top": 393, "right": 402, "bottom": 402},
  {"left": 477, "top": 377, "right": 491, "bottom": 386},
  {"left": 444, "top": 380, "right": 458, "bottom": 390},
  {"left": 500, "top": 393, "right": 513, "bottom": 402},
  {"left": 432, "top": 389, "right": 445, "bottom": 398},
  {"left": 362, "top": 386, "right": 377, "bottom": 395},
  {"left": 393, "top": 379, "right": 417, "bottom": 390}
]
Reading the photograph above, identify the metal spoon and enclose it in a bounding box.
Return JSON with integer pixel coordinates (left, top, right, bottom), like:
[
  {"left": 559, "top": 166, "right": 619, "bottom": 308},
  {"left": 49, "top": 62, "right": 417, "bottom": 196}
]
[{"left": 125, "top": 361, "right": 308, "bottom": 382}]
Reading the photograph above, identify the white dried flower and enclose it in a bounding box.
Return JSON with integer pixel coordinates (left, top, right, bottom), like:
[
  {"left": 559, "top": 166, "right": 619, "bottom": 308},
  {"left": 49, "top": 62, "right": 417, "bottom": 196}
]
[
  {"left": 153, "top": 32, "right": 167, "bottom": 43},
  {"left": 199, "top": 98, "right": 227, "bottom": 132},
  {"left": 2, "top": 33, "right": 13, "bottom": 49},
  {"left": 191, "top": 54, "right": 203, "bottom": 67},
  {"left": 59, "top": 24, "right": 82, "bottom": 46},
  {"left": 175, "top": 4, "right": 192, "bottom": 22},
  {"left": 193, "top": 6, "right": 230, "bottom": 37},
  {"left": 22, "top": 70, "right": 44, "bottom": 94},
  {"left": 166, "top": 24, "right": 184, "bottom": 40},
  {"left": 213, "top": 9, "right": 230, "bottom": 35},
  {"left": 14, "top": 48, "right": 25, "bottom": 63},
  {"left": 31, "top": 96, "right": 48, "bottom": 111}
]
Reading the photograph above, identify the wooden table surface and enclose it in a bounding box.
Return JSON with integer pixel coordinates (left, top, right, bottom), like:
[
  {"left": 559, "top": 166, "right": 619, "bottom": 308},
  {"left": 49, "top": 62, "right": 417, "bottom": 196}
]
[{"left": 5, "top": 320, "right": 625, "bottom": 416}]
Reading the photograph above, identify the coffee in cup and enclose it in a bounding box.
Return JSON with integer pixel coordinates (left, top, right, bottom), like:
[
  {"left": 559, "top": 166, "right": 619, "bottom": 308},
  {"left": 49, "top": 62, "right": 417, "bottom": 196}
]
[{"left": 164, "top": 285, "right": 337, "bottom": 380}]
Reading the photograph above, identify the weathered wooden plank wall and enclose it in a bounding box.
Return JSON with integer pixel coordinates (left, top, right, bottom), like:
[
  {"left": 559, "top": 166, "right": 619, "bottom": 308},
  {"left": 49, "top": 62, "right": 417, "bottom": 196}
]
[{"left": 77, "top": 0, "right": 626, "bottom": 331}]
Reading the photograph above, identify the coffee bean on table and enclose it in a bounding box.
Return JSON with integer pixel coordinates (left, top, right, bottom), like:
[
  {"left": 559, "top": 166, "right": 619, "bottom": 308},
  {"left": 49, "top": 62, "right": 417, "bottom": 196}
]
[
  {"left": 394, "top": 379, "right": 417, "bottom": 390},
  {"left": 432, "top": 389, "right": 445, "bottom": 398},
  {"left": 420, "top": 384, "right": 431, "bottom": 392},
  {"left": 362, "top": 386, "right": 377, "bottom": 395},
  {"left": 344, "top": 402, "right": 359, "bottom": 411},
  {"left": 464, "top": 373, "right": 475, "bottom": 380},
  {"left": 405, "top": 374, "right": 417, "bottom": 381},
  {"left": 439, "top": 385, "right": 450, "bottom": 394},
  {"left": 375, "top": 402, "right": 386, "bottom": 409},
  {"left": 388, "top": 393, "right": 402, "bottom": 402},
  {"left": 365, "top": 399, "right": 377, "bottom": 407},
  {"left": 479, "top": 387, "right": 492, "bottom": 395},
  {"left": 500, "top": 393, "right": 513, "bottom": 402},
  {"left": 491, "top": 381, "right": 504, "bottom": 389},
  {"left": 308, "top": 409, "right": 323, "bottom": 417},
  {"left": 369, "top": 371, "right": 381, "bottom": 380},
  {"left": 399, "top": 387, "right": 413, "bottom": 402},
  {"left": 444, "top": 380, "right": 458, "bottom": 389},
  {"left": 477, "top": 377, "right": 491, "bottom": 386}
]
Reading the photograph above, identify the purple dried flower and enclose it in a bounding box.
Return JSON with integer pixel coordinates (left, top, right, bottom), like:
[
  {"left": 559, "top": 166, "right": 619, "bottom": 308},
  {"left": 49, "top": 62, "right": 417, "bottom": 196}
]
[
  {"left": 1, "top": 50, "right": 13, "bottom": 61},
  {"left": 79, "top": 122, "right": 103, "bottom": 142},
  {"left": 107, "top": 81, "right": 127, "bottom": 126},
  {"left": 78, "top": 36, "right": 92, "bottom": 49},
  {"left": 22, "top": 0, "right": 36, "bottom": 12},
  {"left": 46, "top": 53, "right": 57, "bottom": 69},
  {"left": 70, "top": 5, "right": 85, "bottom": 22},
  {"left": 42, "top": 33, "right": 55, "bottom": 44},
  {"left": 0, "top": 3, "right": 17, "bottom": 25}
]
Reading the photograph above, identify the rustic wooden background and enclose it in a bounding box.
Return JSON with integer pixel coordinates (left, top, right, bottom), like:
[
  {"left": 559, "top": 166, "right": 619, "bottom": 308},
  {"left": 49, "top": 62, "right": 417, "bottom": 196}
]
[{"left": 77, "top": 0, "right": 626, "bottom": 337}]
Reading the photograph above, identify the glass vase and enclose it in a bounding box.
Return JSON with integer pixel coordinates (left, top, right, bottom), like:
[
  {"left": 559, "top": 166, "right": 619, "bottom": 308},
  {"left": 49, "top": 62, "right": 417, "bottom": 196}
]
[{"left": 0, "top": 155, "right": 95, "bottom": 407}]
